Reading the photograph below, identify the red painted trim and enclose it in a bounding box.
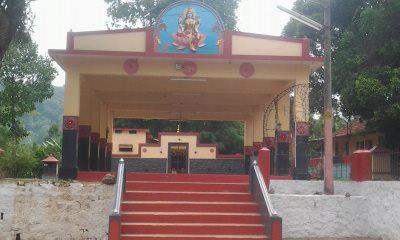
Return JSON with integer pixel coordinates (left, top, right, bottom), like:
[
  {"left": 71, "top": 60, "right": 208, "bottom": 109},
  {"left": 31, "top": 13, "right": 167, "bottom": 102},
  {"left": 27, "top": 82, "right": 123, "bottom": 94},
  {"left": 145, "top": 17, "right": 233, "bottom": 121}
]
[
  {"left": 56, "top": 28, "right": 322, "bottom": 65},
  {"left": 99, "top": 138, "right": 107, "bottom": 148},
  {"left": 258, "top": 148, "right": 271, "bottom": 188},
  {"left": 223, "top": 31, "right": 232, "bottom": 57},
  {"left": 271, "top": 218, "right": 282, "bottom": 240},
  {"left": 66, "top": 32, "right": 74, "bottom": 50},
  {"left": 146, "top": 28, "right": 154, "bottom": 54},
  {"left": 79, "top": 125, "right": 91, "bottom": 138},
  {"left": 77, "top": 171, "right": 115, "bottom": 182},
  {"left": 302, "top": 38, "right": 311, "bottom": 57},
  {"left": 90, "top": 132, "right": 100, "bottom": 144},
  {"left": 108, "top": 215, "right": 121, "bottom": 240},
  {"left": 112, "top": 154, "right": 141, "bottom": 158}
]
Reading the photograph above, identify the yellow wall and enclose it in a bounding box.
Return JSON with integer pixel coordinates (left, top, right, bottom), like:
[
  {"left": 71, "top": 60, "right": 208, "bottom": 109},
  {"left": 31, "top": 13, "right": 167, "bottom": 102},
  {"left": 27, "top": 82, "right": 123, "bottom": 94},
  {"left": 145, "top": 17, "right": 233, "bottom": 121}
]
[
  {"left": 74, "top": 31, "right": 146, "bottom": 52},
  {"left": 63, "top": 71, "right": 80, "bottom": 116},
  {"left": 232, "top": 35, "right": 302, "bottom": 56},
  {"left": 335, "top": 132, "right": 383, "bottom": 158},
  {"left": 112, "top": 130, "right": 147, "bottom": 155},
  {"left": 141, "top": 135, "right": 216, "bottom": 159}
]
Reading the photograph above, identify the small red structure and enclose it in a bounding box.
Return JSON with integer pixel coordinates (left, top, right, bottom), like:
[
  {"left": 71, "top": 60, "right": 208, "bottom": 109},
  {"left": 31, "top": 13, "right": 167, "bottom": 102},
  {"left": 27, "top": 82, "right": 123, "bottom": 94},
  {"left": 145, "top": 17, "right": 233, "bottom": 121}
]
[
  {"left": 0, "top": 149, "right": 5, "bottom": 155},
  {"left": 42, "top": 155, "right": 60, "bottom": 179},
  {"left": 351, "top": 150, "right": 372, "bottom": 181}
]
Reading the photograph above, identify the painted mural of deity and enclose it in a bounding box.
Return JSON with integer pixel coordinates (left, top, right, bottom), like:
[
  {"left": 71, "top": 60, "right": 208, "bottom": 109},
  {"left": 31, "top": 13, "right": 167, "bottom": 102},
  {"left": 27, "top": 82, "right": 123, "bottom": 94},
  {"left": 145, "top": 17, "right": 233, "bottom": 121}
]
[{"left": 172, "top": 7, "right": 207, "bottom": 52}]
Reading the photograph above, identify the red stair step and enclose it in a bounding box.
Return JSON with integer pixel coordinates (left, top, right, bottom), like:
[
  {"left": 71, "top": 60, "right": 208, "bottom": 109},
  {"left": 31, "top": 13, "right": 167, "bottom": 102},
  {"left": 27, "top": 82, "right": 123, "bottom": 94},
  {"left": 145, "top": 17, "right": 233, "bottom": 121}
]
[
  {"left": 121, "top": 235, "right": 268, "bottom": 240},
  {"left": 121, "top": 224, "right": 266, "bottom": 235},
  {"left": 121, "top": 213, "right": 262, "bottom": 224},
  {"left": 123, "top": 192, "right": 253, "bottom": 202},
  {"left": 121, "top": 202, "right": 259, "bottom": 213},
  {"left": 125, "top": 182, "right": 248, "bottom": 192},
  {"left": 126, "top": 173, "right": 248, "bottom": 183}
]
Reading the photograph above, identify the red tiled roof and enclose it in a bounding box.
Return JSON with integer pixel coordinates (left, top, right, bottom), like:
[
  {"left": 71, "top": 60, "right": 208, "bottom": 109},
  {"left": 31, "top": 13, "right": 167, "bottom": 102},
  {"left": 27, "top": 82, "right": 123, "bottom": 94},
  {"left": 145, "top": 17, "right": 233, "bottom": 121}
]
[
  {"left": 335, "top": 120, "right": 367, "bottom": 137},
  {"left": 42, "top": 155, "right": 59, "bottom": 163},
  {"left": 0, "top": 149, "right": 4, "bottom": 154}
]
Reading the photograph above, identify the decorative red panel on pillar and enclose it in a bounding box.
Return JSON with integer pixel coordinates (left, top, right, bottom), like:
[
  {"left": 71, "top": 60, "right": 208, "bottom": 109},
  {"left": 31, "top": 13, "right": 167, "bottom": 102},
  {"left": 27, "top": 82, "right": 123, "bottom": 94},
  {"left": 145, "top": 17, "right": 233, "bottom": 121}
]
[
  {"left": 108, "top": 215, "right": 121, "bottom": 240},
  {"left": 351, "top": 150, "right": 372, "bottom": 181},
  {"left": 63, "top": 116, "right": 79, "bottom": 131},
  {"left": 296, "top": 122, "right": 310, "bottom": 136},
  {"left": 90, "top": 133, "right": 100, "bottom": 144},
  {"left": 244, "top": 146, "right": 254, "bottom": 156},
  {"left": 271, "top": 218, "right": 282, "bottom": 240},
  {"left": 258, "top": 147, "right": 271, "bottom": 189},
  {"left": 79, "top": 125, "right": 91, "bottom": 138},
  {"left": 263, "top": 137, "right": 275, "bottom": 149}
]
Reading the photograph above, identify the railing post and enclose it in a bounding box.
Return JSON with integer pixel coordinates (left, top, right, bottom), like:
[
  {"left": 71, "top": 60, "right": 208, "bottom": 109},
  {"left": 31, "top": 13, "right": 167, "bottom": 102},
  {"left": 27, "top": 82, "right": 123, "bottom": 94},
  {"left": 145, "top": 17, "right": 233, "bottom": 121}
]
[
  {"left": 271, "top": 216, "right": 282, "bottom": 240},
  {"left": 258, "top": 147, "right": 271, "bottom": 189},
  {"left": 108, "top": 214, "right": 121, "bottom": 240}
]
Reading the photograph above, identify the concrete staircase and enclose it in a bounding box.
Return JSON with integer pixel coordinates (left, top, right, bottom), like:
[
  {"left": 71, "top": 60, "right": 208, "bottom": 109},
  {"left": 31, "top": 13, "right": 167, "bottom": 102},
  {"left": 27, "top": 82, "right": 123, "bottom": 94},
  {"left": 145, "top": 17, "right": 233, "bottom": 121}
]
[{"left": 119, "top": 173, "right": 269, "bottom": 239}]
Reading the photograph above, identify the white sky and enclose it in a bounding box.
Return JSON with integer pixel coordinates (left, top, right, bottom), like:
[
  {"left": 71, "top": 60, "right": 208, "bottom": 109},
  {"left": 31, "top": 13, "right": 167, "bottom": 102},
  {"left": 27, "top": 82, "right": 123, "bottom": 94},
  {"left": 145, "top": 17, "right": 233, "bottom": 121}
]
[{"left": 31, "top": 0, "right": 296, "bottom": 86}]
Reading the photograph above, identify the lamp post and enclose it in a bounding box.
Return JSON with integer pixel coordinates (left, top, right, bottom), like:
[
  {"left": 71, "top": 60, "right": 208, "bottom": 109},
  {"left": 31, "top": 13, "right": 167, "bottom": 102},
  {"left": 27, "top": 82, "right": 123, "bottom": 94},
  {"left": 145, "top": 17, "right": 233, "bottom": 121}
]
[{"left": 278, "top": 0, "right": 334, "bottom": 194}]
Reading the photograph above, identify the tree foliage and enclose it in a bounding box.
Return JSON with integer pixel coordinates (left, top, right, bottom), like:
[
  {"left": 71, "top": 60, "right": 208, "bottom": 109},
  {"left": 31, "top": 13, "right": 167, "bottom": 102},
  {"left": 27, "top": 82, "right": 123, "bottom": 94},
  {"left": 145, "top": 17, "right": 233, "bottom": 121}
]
[
  {"left": 104, "top": 0, "right": 240, "bottom": 30},
  {"left": 0, "top": 0, "right": 32, "bottom": 61},
  {"left": 0, "top": 38, "right": 57, "bottom": 140},
  {"left": 284, "top": 0, "right": 400, "bottom": 148}
]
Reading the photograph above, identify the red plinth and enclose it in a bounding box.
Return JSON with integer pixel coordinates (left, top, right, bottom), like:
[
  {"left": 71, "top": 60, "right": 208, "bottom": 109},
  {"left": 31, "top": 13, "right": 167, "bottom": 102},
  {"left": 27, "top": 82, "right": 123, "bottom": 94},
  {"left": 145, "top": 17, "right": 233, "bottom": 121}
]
[
  {"left": 351, "top": 150, "right": 372, "bottom": 181},
  {"left": 258, "top": 147, "right": 271, "bottom": 188}
]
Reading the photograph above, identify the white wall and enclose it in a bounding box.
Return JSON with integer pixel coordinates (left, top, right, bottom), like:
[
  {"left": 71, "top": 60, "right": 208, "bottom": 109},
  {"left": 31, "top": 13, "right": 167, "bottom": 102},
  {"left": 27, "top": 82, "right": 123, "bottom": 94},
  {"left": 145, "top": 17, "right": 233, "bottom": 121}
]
[
  {"left": 270, "top": 180, "right": 400, "bottom": 240},
  {"left": 0, "top": 180, "right": 398, "bottom": 240},
  {"left": 0, "top": 180, "right": 113, "bottom": 240}
]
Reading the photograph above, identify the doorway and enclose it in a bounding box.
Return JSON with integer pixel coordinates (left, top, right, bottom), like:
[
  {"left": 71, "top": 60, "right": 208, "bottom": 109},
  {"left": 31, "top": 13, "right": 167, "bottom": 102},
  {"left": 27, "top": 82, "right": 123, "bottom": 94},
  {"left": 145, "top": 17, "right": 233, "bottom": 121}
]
[{"left": 168, "top": 143, "right": 189, "bottom": 174}]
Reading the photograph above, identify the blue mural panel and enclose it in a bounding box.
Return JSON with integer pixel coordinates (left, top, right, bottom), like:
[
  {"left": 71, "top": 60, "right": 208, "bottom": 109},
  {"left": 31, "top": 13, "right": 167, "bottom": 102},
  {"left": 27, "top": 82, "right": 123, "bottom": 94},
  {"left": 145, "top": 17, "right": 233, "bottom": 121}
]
[{"left": 155, "top": 1, "right": 225, "bottom": 55}]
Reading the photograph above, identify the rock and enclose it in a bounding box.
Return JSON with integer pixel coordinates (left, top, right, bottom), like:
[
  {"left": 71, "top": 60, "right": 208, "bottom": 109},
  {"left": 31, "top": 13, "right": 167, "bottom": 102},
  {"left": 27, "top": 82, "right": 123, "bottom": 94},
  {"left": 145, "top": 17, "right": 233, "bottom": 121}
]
[
  {"left": 102, "top": 174, "right": 116, "bottom": 185},
  {"left": 16, "top": 181, "right": 25, "bottom": 186}
]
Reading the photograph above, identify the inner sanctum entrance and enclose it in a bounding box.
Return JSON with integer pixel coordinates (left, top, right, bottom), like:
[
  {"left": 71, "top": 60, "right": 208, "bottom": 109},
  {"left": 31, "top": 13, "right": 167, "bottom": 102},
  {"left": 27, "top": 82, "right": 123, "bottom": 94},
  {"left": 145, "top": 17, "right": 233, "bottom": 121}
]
[{"left": 168, "top": 143, "right": 189, "bottom": 174}]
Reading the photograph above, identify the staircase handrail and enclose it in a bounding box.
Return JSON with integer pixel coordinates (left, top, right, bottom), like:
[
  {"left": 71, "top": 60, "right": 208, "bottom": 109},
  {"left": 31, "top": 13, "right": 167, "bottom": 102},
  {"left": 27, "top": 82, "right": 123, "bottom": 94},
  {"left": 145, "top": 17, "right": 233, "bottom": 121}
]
[
  {"left": 109, "top": 158, "right": 126, "bottom": 240},
  {"left": 249, "top": 159, "right": 282, "bottom": 240}
]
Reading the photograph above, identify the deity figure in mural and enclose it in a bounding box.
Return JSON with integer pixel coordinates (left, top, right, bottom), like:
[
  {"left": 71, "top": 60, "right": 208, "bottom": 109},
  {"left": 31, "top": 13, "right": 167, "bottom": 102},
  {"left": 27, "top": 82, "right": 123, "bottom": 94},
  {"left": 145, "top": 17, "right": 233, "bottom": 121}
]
[{"left": 172, "top": 7, "right": 207, "bottom": 51}]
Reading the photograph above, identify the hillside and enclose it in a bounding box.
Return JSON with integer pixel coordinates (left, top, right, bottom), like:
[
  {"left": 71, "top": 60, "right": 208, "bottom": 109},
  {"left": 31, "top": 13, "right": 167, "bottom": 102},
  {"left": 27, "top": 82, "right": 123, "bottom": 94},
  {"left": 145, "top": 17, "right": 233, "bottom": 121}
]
[{"left": 23, "top": 86, "right": 64, "bottom": 143}]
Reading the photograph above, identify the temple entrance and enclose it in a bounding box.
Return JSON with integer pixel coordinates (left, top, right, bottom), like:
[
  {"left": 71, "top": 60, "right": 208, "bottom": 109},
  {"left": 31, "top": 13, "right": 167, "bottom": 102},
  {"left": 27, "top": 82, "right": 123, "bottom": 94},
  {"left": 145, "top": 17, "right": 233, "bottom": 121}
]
[{"left": 168, "top": 143, "right": 189, "bottom": 174}]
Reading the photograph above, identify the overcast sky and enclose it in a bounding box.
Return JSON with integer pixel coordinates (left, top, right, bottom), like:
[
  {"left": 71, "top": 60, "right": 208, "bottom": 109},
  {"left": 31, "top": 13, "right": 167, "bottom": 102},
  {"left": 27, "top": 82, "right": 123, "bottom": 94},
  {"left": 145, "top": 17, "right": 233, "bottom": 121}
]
[{"left": 30, "top": 0, "right": 296, "bottom": 86}]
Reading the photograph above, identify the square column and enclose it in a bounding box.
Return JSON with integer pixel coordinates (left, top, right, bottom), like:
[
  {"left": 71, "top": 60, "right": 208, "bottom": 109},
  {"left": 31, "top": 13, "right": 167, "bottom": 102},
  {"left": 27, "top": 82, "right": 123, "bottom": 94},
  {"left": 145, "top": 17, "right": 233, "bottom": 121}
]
[{"left": 60, "top": 71, "right": 80, "bottom": 179}]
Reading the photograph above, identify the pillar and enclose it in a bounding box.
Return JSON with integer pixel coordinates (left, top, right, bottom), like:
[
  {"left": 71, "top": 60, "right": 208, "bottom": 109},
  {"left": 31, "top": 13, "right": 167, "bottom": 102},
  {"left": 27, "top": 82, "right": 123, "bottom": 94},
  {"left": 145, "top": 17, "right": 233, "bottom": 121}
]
[
  {"left": 294, "top": 82, "right": 310, "bottom": 180},
  {"left": 89, "top": 94, "right": 101, "bottom": 171},
  {"left": 98, "top": 103, "right": 108, "bottom": 171},
  {"left": 78, "top": 80, "right": 91, "bottom": 171},
  {"left": 106, "top": 109, "right": 113, "bottom": 171},
  {"left": 244, "top": 117, "right": 255, "bottom": 174},
  {"left": 60, "top": 71, "right": 80, "bottom": 179},
  {"left": 276, "top": 95, "right": 290, "bottom": 175}
]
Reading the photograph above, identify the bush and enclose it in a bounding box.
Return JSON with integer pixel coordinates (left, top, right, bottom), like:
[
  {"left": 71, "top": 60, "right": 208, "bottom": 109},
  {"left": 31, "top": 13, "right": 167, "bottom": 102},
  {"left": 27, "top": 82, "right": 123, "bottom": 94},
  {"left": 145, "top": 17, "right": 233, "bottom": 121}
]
[{"left": 0, "top": 143, "right": 43, "bottom": 178}]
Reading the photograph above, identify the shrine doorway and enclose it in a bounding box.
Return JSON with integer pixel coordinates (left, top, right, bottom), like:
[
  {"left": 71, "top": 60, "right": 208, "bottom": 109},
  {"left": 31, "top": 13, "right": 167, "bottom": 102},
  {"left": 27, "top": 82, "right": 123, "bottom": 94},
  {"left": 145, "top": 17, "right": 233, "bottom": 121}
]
[{"left": 168, "top": 143, "right": 189, "bottom": 174}]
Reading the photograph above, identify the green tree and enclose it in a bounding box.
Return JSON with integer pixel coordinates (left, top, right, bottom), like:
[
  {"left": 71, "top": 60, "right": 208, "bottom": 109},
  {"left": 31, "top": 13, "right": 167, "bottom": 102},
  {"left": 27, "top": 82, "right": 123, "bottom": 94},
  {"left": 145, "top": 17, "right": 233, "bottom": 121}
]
[
  {"left": 105, "top": 0, "right": 240, "bottom": 30},
  {"left": 0, "top": 143, "right": 42, "bottom": 178},
  {"left": 0, "top": 38, "right": 57, "bottom": 140},
  {"left": 0, "top": 0, "right": 32, "bottom": 61},
  {"left": 284, "top": 0, "right": 400, "bottom": 148}
]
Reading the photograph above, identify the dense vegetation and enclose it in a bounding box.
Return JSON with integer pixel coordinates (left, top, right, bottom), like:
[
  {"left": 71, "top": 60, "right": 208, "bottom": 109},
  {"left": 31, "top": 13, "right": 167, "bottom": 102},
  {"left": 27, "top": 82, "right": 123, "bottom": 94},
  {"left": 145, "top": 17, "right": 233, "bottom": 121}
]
[{"left": 284, "top": 0, "right": 400, "bottom": 148}]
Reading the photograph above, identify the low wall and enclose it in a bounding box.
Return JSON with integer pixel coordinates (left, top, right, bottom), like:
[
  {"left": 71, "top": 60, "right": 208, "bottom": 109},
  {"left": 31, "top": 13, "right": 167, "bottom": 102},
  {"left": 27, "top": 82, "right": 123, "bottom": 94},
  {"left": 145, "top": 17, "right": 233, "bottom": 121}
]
[
  {"left": 111, "top": 158, "right": 245, "bottom": 174},
  {"left": 0, "top": 180, "right": 398, "bottom": 240},
  {"left": 0, "top": 180, "right": 113, "bottom": 240},
  {"left": 270, "top": 180, "right": 400, "bottom": 240}
]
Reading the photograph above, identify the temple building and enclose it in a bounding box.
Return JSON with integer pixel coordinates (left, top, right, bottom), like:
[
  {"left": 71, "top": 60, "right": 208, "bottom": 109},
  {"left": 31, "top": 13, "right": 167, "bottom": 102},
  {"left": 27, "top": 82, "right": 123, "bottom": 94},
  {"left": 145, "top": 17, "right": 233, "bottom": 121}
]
[{"left": 49, "top": 0, "right": 323, "bottom": 179}]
